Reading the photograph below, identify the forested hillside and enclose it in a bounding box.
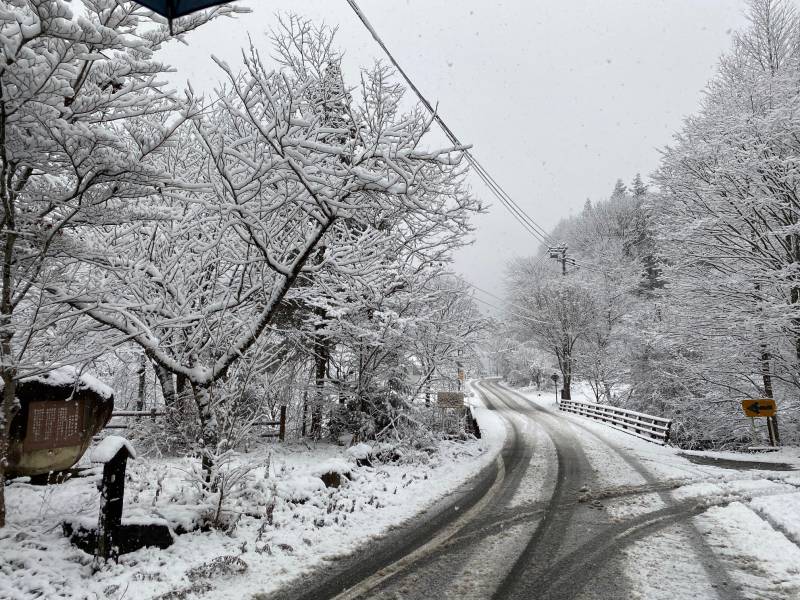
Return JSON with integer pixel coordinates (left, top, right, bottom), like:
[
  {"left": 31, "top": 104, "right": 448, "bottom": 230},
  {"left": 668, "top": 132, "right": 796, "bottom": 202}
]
[{"left": 502, "top": 0, "right": 800, "bottom": 449}]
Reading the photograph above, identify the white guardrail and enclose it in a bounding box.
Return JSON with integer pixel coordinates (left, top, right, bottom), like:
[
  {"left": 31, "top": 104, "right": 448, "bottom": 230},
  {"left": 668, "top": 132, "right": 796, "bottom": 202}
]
[{"left": 558, "top": 399, "right": 672, "bottom": 445}]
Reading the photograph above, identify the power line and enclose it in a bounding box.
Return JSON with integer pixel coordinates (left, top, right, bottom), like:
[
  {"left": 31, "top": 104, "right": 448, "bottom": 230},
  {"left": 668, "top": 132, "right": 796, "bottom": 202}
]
[
  {"left": 470, "top": 294, "right": 551, "bottom": 327},
  {"left": 344, "top": 0, "right": 556, "bottom": 247},
  {"left": 449, "top": 272, "right": 555, "bottom": 326}
]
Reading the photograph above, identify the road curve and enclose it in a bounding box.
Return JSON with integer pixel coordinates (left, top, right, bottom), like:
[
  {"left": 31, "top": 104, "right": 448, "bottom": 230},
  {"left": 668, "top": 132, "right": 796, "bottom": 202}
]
[
  {"left": 268, "top": 379, "right": 747, "bottom": 600},
  {"left": 268, "top": 379, "right": 519, "bottom": 600}
]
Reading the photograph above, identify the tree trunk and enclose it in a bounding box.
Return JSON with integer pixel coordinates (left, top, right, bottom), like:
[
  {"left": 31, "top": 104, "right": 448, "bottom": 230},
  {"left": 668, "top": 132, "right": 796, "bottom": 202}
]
[
  {"left": 301, "top": 388, "right": 308, "bottom": 437},
  {"left": 559, "top": 341, "right": 573, "bottom": 400},
  {"left": 311, "top": 344, "right": 328, "bottom": 439},
  {"left": 0, "top": 256, "right": 17, "bottom": 528},
  {"left": 136, "top": 355, "right": 147, "bottom": 411},
  {"left": 603, "top": 381, "right": 613, "bottom": 403},
  {"left": 791, "top": 284, "right": 800, "bottom": 364},
  {"left": 0, "top": 194, "right": 17, "bottom": 529},
  {"left": 761, "top": 346, "right": 774, "bottom": 399},
  {"left": 311, "top": 308, "right": 330, "bottom": 439},
  {"left": 153, "top": 362, "right": 177, "bottom": 407},
  {"left": 0, "top": 373, "right": 15, "bottom": 529},
  {"left": 561, "top": 364, "right": 572, "bottom": 399},
  {"left": 190, "top": 381, "right": 219, "bottom": 487}
]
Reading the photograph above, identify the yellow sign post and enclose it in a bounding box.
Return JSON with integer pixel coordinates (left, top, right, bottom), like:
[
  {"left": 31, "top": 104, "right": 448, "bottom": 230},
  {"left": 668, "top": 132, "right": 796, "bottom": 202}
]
[
  {"left": 742, "top": 399, "right": 780, "bottom": 447},
  {"left": 741, "top": 398, "right": 777, "bottom": 418}
]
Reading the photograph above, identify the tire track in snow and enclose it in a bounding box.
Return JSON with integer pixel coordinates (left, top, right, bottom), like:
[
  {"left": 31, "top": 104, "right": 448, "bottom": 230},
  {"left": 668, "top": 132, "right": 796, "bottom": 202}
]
[
  {"left": 496, "top": 383, "right": 747, "bottom": 600},
  {"left": 337, "top": 379, "right": 550, "bottom": 599}
]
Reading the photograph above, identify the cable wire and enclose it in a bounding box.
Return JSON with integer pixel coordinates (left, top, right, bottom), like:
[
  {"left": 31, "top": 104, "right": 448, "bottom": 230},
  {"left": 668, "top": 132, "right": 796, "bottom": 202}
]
[{"left": 344, "top": 0, "right": 556, "bottom": 247}]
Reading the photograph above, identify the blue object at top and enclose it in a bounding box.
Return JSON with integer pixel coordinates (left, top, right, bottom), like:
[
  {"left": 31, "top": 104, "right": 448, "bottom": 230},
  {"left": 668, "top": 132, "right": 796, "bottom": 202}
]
[{"left": 135, "top": 0, "right": 236, "bottom": 19}]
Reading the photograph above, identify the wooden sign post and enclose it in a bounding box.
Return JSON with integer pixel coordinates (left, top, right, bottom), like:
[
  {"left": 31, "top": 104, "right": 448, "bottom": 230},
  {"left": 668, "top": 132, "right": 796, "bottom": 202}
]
[
  {"left": 92, "top": 437, "right": 136, "bottom": 561},
  {"left": 64, "top": 436, "right": 174, "bottom": 562}
]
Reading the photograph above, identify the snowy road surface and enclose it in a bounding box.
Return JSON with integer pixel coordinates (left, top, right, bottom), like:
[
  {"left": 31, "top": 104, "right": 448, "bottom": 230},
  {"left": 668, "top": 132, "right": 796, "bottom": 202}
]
[{"left": 272, "top": 379, "right": 800, "bottom": 600}]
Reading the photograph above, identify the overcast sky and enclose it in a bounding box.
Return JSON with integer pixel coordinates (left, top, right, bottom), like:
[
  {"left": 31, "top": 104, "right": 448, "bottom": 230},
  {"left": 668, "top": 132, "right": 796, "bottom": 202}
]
[{"left": 159, "top": 0, "right": 749, "bottom": 305}]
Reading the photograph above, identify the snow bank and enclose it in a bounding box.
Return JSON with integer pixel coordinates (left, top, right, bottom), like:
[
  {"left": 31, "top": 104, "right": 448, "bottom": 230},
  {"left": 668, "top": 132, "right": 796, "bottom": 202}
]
[
  {"left": 307, "top": 458, "right": 351, "bottom": 478},
  {"left": 346, "top": 443, "right": 372, "bottom": 461},
  {"left": 275, "top": 474, "right": 328, "bottom": 503},
  {"left": 1, "top": 387, "right": 508, "bottom": 600},
  {"left": 695, "top": 502, "right": 800, "bottom": 599},
  {"left": 466, "top": 380, "right": 507, "bottom": 450},
  {"left": 750, "top": 492, "right": 800, "bottom": 545}
]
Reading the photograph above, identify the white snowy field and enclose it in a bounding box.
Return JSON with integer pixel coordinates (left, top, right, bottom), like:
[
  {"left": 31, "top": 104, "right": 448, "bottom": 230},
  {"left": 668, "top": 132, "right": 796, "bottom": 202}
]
[
  {"left": 0, "top": 392, "right": 506, "bottom": 600},
  {"left": 514, "top": 385, "right": 800, "bottom": 600}
]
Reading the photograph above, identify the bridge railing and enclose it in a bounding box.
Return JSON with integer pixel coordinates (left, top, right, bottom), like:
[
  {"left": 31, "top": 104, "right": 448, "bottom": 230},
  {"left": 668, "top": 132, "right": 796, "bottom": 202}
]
[{"left": 557, "top": 399, "right": 672, "bottom": 445}]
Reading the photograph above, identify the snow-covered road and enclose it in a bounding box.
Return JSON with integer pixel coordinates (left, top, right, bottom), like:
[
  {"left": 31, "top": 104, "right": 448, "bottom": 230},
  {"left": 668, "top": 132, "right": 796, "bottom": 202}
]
[{"left": 277, "top": 379, "right": 800, "bottom": 600}]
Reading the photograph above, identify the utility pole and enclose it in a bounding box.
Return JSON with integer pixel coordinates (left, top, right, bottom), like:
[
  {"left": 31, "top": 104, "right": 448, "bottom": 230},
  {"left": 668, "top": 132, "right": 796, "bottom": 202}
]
[{"left": 549, "top": 245, "right": 569, "bottom": 275}]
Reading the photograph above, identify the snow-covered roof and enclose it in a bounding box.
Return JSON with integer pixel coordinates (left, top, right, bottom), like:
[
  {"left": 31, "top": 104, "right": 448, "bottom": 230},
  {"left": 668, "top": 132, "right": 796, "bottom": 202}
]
[
  {"left": 91, "top": 435, "right": 137, "bottom": 463},
  {"left": 18, "top": 366, "right": 114, "bottom": 400}
]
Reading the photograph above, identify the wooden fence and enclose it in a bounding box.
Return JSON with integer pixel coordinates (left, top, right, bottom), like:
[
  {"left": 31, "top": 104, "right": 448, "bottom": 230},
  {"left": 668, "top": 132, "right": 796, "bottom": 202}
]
[
  {"left": 106, "top": 406, "right": 287, "bottom": 441},
  {"left": 558, "top": 399, "right": 672, "bottom": 445}
]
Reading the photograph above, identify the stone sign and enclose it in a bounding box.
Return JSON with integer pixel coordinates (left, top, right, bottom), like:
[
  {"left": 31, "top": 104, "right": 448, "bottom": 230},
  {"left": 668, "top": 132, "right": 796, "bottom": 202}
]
[{"left": 7, "top": 366, "right": 114, "bottom": 478}]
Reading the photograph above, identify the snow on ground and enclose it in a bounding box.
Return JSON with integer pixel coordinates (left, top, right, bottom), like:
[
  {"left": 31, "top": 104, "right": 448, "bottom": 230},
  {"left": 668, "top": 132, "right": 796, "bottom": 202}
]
[
  {"left": 465, "top": 380, "right": 507, "bottom": 454},
  {"left": 620, "top": 524, "right": 720, "bottom": 600},
  {"left": 672, "top": 478, "right": 797, "bottom": 503},
  {"left": 695, "top": 502, "right": 800, "bottom": 600},
  {"left": 750, "top": 492, "right": 800, "bottom": 546},
  {"left": 0, "top": 397, "right": 506, "bottom": 600}
]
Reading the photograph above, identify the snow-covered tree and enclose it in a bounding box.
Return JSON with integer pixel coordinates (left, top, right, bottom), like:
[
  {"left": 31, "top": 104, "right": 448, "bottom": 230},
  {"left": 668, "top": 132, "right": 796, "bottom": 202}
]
[
  {"left": 654, "top": 0, "right": 800, "bottom": 442},
  {"left": 0, "top": 0, "right": 241, "bottom": 527},
  {"left": 506, "top": 258, "right": 597, "bottom": 400},
  {"left": 50, "top": 19, "right": 479, "bottom": 474}
]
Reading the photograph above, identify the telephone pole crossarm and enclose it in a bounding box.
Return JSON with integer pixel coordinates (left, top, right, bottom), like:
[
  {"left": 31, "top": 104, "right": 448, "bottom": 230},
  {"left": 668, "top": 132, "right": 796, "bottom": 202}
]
[{"left": 548, "top": 245, "right": 569, "bottom": 275}]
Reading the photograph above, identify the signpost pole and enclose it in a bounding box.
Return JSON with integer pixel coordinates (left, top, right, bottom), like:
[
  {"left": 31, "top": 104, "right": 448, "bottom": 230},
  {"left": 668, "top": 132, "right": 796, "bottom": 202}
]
[
  {"left": 766, "top": 415, "right": 779, "bottom": 447},
  {"left": 771, "top": 415, "right": 781, "bottom": 446},
  {"left": 550, "top": 373, "right": 559, "bottom": 404},
  {"left": 96, "top": 447, "right": 130, "bottom": 563}
]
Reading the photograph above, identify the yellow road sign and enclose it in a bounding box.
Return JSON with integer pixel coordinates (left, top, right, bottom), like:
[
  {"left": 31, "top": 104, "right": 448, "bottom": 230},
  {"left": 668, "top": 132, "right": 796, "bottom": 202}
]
[{"left": 741, "top": 398, "right": 777, "bottom": 418}]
